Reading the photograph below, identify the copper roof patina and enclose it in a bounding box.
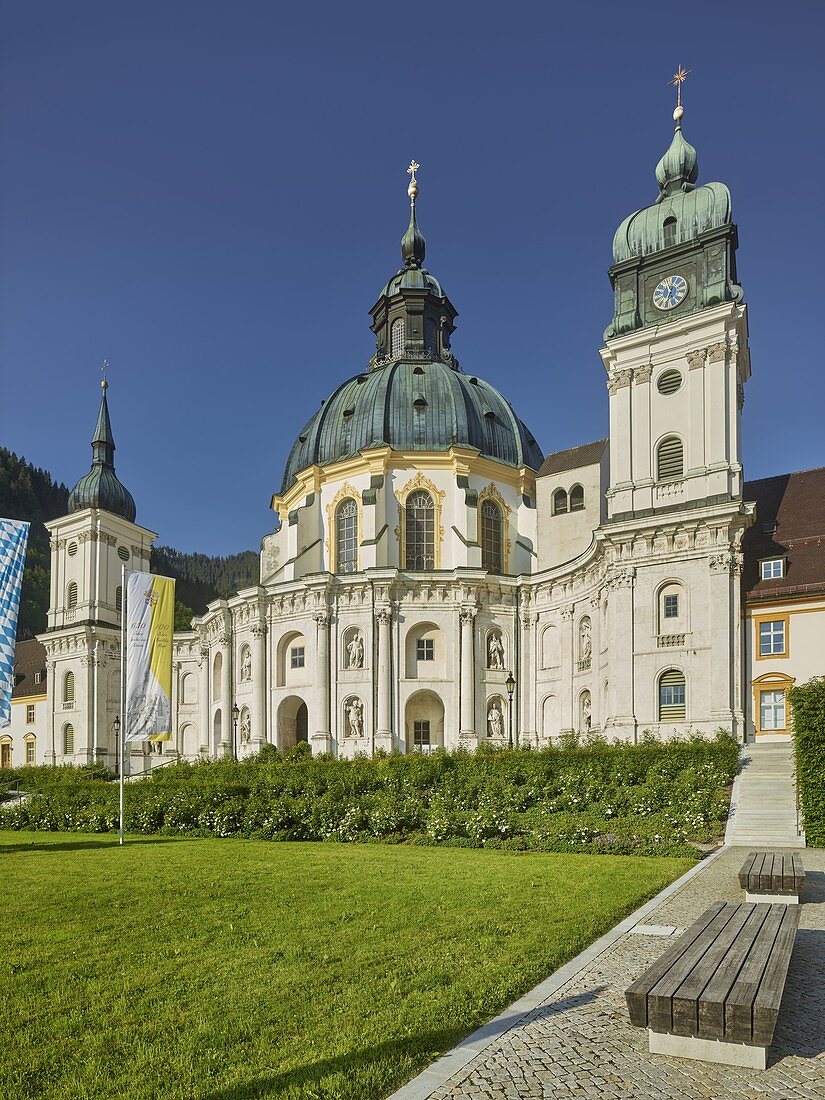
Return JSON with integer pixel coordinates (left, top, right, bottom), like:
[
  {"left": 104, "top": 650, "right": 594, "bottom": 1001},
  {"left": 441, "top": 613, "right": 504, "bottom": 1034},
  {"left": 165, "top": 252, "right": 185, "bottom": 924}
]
[{"left": 67, "top": 381, "right": 136, "bottom": 522}]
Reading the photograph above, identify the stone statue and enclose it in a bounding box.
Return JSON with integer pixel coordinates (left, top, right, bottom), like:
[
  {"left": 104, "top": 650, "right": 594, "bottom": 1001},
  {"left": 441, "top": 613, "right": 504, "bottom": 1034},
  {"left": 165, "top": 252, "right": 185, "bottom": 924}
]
[
  {"left": 581, "top": 694, "right": 592, "bottom": 734},
  {"left": 579, "top": 619, "right": 592, "bottom": 662},
  {"left": 240, "top": 710, "right": 251, "bottom": 743},
  {"left": 346, "top": 697, "right": 363, "bottom": 739},
  {"left": 488, "top": 632, "right": 505, "bottom": 670},
  {"left": 487, "top": 701, "right": 503, "bottom": 739},
  {"left": 347, "top": 632, "right": 364, "bottom": 669},
  {"left": 241, "top": 647, "right": 252, "bottom": 682}
]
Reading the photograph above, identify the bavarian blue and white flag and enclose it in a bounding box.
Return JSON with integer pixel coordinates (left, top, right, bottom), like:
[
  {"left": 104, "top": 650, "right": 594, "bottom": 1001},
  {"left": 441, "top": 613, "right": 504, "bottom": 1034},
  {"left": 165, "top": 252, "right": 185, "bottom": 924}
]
[{"left": 0, "top": 519, "right": 30, "bottom": 728}]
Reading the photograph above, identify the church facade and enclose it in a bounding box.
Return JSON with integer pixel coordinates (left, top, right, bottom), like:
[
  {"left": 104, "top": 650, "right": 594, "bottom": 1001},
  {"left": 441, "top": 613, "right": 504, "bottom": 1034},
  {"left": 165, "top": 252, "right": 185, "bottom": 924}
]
[{"left": 27, "top": 103, "right": 792, "bottom": 771}]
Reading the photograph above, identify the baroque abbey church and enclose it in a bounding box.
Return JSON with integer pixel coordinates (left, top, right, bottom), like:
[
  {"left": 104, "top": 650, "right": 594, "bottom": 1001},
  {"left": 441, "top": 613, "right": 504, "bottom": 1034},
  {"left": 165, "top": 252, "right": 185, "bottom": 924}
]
[{"left": 18, "top": 95, "right": 823, "bottom": 772}]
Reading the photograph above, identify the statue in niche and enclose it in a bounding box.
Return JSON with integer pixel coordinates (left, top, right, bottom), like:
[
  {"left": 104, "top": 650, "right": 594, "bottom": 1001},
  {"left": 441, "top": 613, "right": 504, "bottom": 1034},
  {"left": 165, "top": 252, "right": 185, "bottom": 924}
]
[
  {"left": 347, "top": 632, "right": 364, "bottom": 669},
  {"left": 579, "top": 619, "right": 592, "bottom": 662},
  {"left": 241, "top": 647, "right": 252, "bottom": 682},
  {"left": 488, "top": 632, "right": 505, "bottom": 670},
  {"left": 487, "top": 700, "right": 503, "bottom": 739},
  {"left": 580, "top": 693, "right": 592, "bottom": 734},
  {"left": 345, "top": 697, "right": 363, "bottom": 739},
  {"left": 240, "top": 710, "right": 251, "bottom": 743}
]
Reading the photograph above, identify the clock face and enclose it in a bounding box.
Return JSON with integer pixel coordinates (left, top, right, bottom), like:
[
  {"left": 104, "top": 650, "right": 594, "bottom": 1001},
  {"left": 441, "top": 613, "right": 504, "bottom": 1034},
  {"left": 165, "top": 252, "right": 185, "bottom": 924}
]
[{"left": 652, "top": 274, "right": 689, "bottom": 311}]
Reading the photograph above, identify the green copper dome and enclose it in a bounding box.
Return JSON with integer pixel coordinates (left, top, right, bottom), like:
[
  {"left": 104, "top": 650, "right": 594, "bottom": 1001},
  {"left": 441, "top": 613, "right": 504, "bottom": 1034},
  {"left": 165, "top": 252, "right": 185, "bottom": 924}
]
[
  {"left": 280, "top": 164, "right": 543, "bottom": 493},
  {"left": 280, "top": 359, "right": 544, "bottom": 493},
  {"left": 68, "top": 383, "right": 137, "bottom": 522}
]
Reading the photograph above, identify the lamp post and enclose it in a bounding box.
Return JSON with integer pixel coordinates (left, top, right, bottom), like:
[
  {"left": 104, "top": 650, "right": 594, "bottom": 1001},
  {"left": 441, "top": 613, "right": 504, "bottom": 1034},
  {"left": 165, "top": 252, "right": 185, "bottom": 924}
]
[
  {"left": 231, "top": 703, "right": 239, "bottom": 762},
  {"left": 112, "top": 715, "right": 121, "bottom": 778},
  {"left": 505, "top": 670, "right": 516, "bottom": 749}
]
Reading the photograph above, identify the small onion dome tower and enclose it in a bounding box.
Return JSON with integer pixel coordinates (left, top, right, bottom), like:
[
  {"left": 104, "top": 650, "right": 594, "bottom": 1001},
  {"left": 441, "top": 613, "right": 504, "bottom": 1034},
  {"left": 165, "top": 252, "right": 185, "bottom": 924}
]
[{"left": 67, "top": 371, "right": 137, "bottom": 522}]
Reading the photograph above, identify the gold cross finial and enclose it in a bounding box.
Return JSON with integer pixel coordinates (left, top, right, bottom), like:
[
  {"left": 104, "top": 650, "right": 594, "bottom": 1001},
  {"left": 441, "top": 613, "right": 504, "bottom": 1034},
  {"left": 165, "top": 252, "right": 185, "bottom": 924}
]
[
  {"left": 407, "top": 160, "right": 420, "bottom": 201},
  {"left": 669, "top": 65, "right": 691, "bottom": 123},
  {"left": 101, "top": 359, "right": 109, "bottom": 390}
]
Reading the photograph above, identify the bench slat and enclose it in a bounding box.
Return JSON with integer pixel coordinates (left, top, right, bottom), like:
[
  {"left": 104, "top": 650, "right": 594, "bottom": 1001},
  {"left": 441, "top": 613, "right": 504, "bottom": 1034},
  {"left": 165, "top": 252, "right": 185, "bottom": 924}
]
[
  {"left": 792, "top": 853, "right": 805, "bottom": 892},
  {"left": 724, "top": 905, "right": 786, "bottom": 1042},
  {"left": 752, "top": 905, "right": 800, "bottom": 1046},
  {"left": 771, "top": 855, "right": 783, "bottom": 893},
  {"left": 671, "top": 904, "right": 754, "bottom": 1037},
  {"left": 625, "top": 902, "right": 725, "bottom": 1028},
  {"left": 647, "top": 904, "right": 740, "bottom": 1033},
  {"left": 738, "top": 853, "right": 757, "bottom": 890},
  {"left": 759, "top": 855, "right": 774, "bottom": 893},
  {"left": 697, "top": 905, "right": 771, "bottom": 1039}
]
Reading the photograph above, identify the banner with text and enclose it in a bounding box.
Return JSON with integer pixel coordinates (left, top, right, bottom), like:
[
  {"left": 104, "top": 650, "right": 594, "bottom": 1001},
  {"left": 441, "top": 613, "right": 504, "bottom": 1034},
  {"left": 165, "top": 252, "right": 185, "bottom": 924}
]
[
  {"left": 0, "top": 518, "right": 30, "bottom": 728},
  {"left": 125, "top": 571, "right": 175, "bottom": 742}
]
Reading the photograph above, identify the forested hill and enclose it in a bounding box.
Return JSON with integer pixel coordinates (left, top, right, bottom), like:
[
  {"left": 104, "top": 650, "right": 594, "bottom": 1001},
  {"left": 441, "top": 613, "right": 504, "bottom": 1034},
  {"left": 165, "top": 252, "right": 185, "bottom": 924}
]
[{"left": 0, "top": 448, "right": 258, "bottom": 638}]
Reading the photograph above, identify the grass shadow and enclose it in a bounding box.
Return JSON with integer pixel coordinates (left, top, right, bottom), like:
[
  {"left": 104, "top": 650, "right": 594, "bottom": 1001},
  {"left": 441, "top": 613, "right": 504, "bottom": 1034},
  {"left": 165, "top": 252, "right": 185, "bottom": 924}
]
[{"left": 0, "top": 836, "right": 178, "bottom": 853}]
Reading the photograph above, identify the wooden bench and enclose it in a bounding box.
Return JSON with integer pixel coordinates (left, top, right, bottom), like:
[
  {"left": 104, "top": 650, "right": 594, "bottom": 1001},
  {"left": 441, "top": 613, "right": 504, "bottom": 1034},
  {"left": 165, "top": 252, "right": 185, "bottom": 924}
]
[
  {"left": 739, "top": 852, "right": 805, "bottom": 903},
  {"left": 626, "top": 900, "right": 799, "bottom": 1069}
]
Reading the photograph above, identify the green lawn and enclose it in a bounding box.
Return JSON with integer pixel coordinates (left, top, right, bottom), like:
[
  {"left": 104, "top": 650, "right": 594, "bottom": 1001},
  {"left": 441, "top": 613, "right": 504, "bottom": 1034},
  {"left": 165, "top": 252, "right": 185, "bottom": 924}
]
[{"left": 1, "top": 833, "right": 690, "bottom": 1099}]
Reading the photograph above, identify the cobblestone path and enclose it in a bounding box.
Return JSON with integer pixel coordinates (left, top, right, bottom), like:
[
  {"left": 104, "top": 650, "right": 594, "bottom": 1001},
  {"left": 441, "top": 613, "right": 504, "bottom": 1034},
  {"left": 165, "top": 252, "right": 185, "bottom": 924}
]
[{"left": 399, "top": 847, "right": 825, "bottom": 1100}]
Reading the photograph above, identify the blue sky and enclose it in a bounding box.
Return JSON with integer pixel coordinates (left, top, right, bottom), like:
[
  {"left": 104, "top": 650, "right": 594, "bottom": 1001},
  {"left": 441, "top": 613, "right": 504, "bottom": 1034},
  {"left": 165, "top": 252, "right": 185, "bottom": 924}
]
[{"left": 1, "top": 1, "right": 823, "bottom": 556}]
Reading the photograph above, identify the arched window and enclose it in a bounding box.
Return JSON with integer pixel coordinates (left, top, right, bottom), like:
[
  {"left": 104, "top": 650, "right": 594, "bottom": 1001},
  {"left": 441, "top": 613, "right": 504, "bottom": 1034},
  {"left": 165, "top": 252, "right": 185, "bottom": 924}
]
[
  {"left": 115, "top": 586, "right": 123, "bottom": 613},
  {"left": 658, "top": 582, "right": 684, "bottom": 633},
  {"left": 405, "top": 490, "right": 435, "bottom": 570},
  {"left": 63, "top": 671, "right": 75, "bottom": 705},
  {"left": 552, "top": 488, "right": 568, "bottom": 515},
  {"left": 25, "top": 735, "right": 36, "bottom": 765},
  {"left": 569, "top": 484, "right": 584, "bottom": 511},
  {"left": 658, "top": 669, "right": 686, "bottom": 721},
  {"left": 391, "top": 318, "right": 405, "bottom": 357},
  {"left": 335, "top": 498, "right": 358, "bottom": 574},
  {"left": 64, "top": 724, "right": 75, "bottom": 754},
  {"left": 425, "top": 317, "right": 438, "bottom": 353},
  {"left": 67, "top": 581, "right": 78, "bottom": 609},
  {"left": 657, "top": 436, "right": 684, "bottom": 481},
  {"left": 662, "top": 216, "right": 677, "bottom": 249},
  {"left": 480, "top": 500, "right": 504, "bottom": 575}
]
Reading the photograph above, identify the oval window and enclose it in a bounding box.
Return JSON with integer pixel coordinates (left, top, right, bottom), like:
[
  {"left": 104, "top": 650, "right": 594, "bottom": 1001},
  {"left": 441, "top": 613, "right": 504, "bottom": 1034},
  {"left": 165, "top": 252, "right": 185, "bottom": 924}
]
[
  {"left": 117, "top": 546, "right": 130, "bottom": 562},
  {"left": 657, "top": 370, "right": 682, "bottom": 396}
]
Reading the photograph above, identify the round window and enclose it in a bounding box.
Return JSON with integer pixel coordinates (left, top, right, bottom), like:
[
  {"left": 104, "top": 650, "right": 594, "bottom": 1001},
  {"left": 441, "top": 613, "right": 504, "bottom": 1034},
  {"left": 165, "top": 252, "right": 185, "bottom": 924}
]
[
  {"left": 117, "top": 546, "right": 130, "bottom": 562},
  {"left": 67, "top": 541, "right": 78, "bottom": 557},
  {"left": 657, "top": 370, "right": 682, "bottom": 396}
]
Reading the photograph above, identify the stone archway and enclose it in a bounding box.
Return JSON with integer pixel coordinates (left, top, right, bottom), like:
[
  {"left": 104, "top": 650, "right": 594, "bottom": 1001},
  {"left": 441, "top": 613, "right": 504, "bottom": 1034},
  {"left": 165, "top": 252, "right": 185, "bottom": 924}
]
[
  {"left": 278, "top": 695, "right": 308, "bottom": 750},
  {"left": 404, "top": 690, "right": 445, "bottom": 753}
]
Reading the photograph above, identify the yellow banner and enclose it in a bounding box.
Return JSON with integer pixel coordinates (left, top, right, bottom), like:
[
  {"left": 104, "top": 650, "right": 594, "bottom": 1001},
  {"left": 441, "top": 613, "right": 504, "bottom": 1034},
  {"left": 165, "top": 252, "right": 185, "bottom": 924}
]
[{"left": 125, "top": 571, "right": 175, "bottom": 743}]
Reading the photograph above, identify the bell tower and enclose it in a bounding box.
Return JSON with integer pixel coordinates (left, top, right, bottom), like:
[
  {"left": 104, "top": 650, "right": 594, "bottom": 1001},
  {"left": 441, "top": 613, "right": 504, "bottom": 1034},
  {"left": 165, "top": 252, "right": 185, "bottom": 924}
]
[
  {"left": 601, "top": 71, "right": 751, "bottom": 521},
  {"left": 39, "top": 371, "right": 156, "bottom": 764}
]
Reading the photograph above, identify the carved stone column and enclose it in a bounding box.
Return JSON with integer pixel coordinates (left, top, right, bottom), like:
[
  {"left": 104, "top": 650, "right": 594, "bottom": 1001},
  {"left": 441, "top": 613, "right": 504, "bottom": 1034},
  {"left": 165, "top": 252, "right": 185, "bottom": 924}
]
[
  {"left": 708, "top": 550, "right": 738, "bottom": 732},
  {"left": 251, "top": 623, "right": 267, "bottom": 750},
  {"left": 219, "top": 634, "right": 232, "bottom": 757},
  {"left": 520, "top": 607, "right": 536, "bottom": 747},
  {"left": 44, "top": 658, "right": 56, "bottom": 765},
  {"left": 198, "top": 645, "right": 209, "bottom": 759},
  {"left": 311, "top": 611, "right": 332, "bottom": 755},
  {"left": 607, "top": 568, "right": 636, "bottom": 742},
  {"left": 375, "top": 607, "right": 393, "bottom": 752},
  {"left": 559, "top": 607, "right": 575, "bottom": 732},
  {"left": 459, "top": 605, "right": 477, "bottom": 744}
]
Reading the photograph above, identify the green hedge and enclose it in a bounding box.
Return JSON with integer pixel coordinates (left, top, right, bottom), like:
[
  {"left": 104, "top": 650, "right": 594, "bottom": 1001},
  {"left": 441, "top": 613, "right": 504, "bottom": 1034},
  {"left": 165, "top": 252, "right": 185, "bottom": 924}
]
[
  {"left": 0, "top": 732, "right": 739, "bottom": 858},
  {"left": 791, "top": 677, "right": 825, "bottom": 846}
]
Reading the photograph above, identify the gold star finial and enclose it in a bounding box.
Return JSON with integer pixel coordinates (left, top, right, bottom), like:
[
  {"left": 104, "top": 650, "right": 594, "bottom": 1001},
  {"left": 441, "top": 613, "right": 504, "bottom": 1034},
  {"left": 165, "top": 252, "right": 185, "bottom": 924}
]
[
  {"left": 669, "top": 65, "right": 691, "bottom": 125},
  {"left": 101, "top": 359, "right": 109, "bottom": 390},
  {"left": 407, "top": 160, "right": 420, "bottom": 202}
]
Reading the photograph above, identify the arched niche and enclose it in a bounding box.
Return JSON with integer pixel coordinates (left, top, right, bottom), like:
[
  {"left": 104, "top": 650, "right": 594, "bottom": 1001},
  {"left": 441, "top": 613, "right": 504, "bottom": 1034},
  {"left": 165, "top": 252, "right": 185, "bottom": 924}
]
[
  {"left": 405, "top": 690, "right": 444, "bottom": 753},
  {"left": 212, "top": 652, "right": 222, "bottom": 700},
  {"left": 181, "top": 672, "right": 198, "bottom": 706},
  {"left": 277, "top": 695, "right": 308, "bottom": 750},
  {"left": 485, "top": 695, "right": 506, "bottom": 741},
  {"left": 342, "top": 626, "right": 366, "bottom": 670},
  {"left": 486, "top": 628, "right": 506, "bottom": 670},
  {"left": 404, "top": 622, "right": 444, "bottom": 679},
  {"left": 276, "top": 630, "right": 307, "bottom": 688},
  {"left": 541, "top": 695, "right": 560, "bottom": 740},
  {"left": 541, "top": 624, "right": 560, "bottom": 669}
]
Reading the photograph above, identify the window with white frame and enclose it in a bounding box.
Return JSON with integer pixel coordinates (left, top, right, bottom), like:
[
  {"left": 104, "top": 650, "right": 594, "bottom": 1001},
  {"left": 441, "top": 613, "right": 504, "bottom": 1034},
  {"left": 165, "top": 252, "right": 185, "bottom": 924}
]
[
  {"left": 391, "top": 318, "right": 405, "bottom": 357},
  {"left": 416, "top": 638, "right": 434, "bottom": 662},
  {"left": 761, "top": 559, "right": 784, "bottom": 580},
  {"left": 480, "top": 499, "right": 504, "bottom": 575},
  {"left": 663, "top": 594, "right": 679, "bottom": 618},
  {"left": 759, "top": 689, "right": 786, "bottom": 731},
  {"left": 290, "top": 646, "right": 305, "bottom": 669},
  {"left": 26, "top": 704, "right": 35, "bottom": 724},
  {"left": 658, "top": 669, "right": 686, "bottom": 720},
  {"left": 404, "top": 490, "right": 435, "bottom": 570},
  {"left": 759, "top": 620, "right": 786, "bottom": 656},
  {"left": 335, "top": 498, "right": 358, "bottom": 574},
  {"left": 25, "top": 736, "right": 35, "bottom": 764}
]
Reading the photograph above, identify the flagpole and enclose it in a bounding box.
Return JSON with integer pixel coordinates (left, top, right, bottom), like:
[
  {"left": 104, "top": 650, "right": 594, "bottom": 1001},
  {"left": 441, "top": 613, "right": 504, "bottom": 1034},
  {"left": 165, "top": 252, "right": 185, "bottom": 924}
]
[{"left": 119, "top": 563, "right": 126, "bottom": 846}]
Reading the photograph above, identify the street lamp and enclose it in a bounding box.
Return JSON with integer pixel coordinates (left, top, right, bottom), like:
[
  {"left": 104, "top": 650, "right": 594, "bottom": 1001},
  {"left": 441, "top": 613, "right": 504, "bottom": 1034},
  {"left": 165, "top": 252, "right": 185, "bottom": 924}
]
[
  {"left": 112, "top": 715, "right": 121, "bottom": 778},
  {"left": 231, "top": 703, "right": 239, "bottom": 762},
  {"left": 505, "top": 671, "right": 516, "bottom": 749}
]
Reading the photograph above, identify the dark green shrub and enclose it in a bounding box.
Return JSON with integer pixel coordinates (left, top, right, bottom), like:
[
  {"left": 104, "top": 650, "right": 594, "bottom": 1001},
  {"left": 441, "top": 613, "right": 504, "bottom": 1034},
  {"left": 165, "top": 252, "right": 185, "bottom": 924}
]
[{"left": 790, "top": 677, "right": 825, "bottom": 846}]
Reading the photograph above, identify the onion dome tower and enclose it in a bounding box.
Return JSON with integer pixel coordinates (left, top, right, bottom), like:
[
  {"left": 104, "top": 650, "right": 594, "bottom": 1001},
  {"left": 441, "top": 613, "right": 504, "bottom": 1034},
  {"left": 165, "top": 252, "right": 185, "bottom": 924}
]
[
  {"left": 67, "top": 372, "right": 137, "bottom": 522},
  {"left": 605, "top": 73, "right": 743, "bottom": 339},
  {"left": 280, "top": 163, "right": 544, "bottom": 493}
]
